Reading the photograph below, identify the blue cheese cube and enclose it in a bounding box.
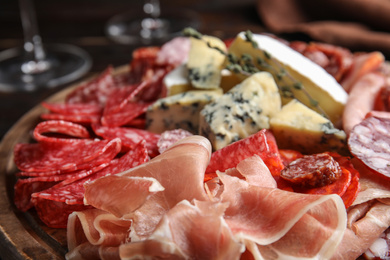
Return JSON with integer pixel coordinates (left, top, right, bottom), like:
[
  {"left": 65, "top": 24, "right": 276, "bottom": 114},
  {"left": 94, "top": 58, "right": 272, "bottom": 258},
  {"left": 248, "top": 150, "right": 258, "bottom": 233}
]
[
  {"left": 146, "top": 89, "right": 223, "bottom": 134},
  {"left": 199, "top": 71, "right": 281, "bottom": 150}
]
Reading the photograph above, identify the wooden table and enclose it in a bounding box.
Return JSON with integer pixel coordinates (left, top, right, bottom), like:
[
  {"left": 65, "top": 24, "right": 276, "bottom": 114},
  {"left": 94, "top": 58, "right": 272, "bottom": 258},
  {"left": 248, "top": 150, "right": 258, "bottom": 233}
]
[{"left": 0, "top": 0, "right": 265, "bottom": 140}]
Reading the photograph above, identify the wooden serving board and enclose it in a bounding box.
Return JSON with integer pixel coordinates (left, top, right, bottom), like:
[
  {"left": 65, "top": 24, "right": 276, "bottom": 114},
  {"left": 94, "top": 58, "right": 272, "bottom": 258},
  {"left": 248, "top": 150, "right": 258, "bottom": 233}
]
[{"left": 0, "top": 66, "right": 129, "bottom": 259}]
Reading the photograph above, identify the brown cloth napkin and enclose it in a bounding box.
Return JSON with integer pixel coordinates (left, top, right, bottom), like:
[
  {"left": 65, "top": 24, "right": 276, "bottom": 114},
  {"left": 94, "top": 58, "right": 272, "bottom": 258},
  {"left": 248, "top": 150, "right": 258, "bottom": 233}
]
[{"left": 257, "top": 0, "right": 390, "bottom": 57}]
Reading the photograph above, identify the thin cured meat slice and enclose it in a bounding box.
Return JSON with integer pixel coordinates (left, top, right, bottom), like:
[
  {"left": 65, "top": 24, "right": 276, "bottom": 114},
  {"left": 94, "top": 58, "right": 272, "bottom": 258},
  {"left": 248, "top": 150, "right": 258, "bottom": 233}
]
[
  {"left": 128, "top": 47, "right": 161, "bottom": 84},
  {"left": 14, "top": 161, "right": 110, "bottom": 211},
  {"left": 14, "top": 138, "right": 121, "bottom": 174},
  {"left": 66, "top": 209, "right": 131, "bottom": 259},
  {"left": 342, "top": 72, "right": 385, "bottom": 135},
  {"left": 33, "top": 140, "right": 149, "bottom": 205},
  {"left": 280, "top": 153, "right": 343, "bottom": 188},
  {"left": 278, "top": 149, "right": 303, "bottom": 167},
  {"left": 33, "top": 120, "right": 91, "bottom": 143},
  {"left": 101, "top": 101, "right": 152, "bottom": 128},
  {"left": 119, "top": 200, "right": 244, "bottom": 260},
  {"left": 332, "top": 202, "right": 390, "bottom": 260},
  {"left": 217, "top": 172, "right": 346, "bottom": 259},
  {"left": 14, "top": 165, "right": 109, "bottom": 211},
  {"left": 157, "top": 129, "right": 193, "bottom": 154},
  {"left": 66, "top": 66, "right": 116, "bottom": 106},
  {"left": 32, "top": 197, "right": 93, "bottom": 228},
  {"left": 102, "top": 82, "right": 148, "bottom": 116},
  {"left": 155, "top": 37, "right": 190, "bottom": 67},
  {"left": 31, "top": 141, "right": 149, "bottom": 228},
  {"left": 341, "top": 52, "right": 385, "bottom": 93},
  {"left": 92, "top": 124, "right": 160, "bottom": 157},
  {"left": 14, "top": 179, "right": 60, "bottom": 212},
  {"left": 205, "top": 129, "right": 284, "bottom": 180},
  {"left": 84, "top": 176, "right": 164, "bottom": 218},
  {"left": 83, "top": 136, "right": 211, "bottom": 240},
  {"left": 348, "top": 116, "right": 390, "bottom": 180},
  {"left": 41, "top": 102, "right": 103, "bottom": 116},
  {"left": 40, "top": 113, "right": 101, "bottom": 125}
]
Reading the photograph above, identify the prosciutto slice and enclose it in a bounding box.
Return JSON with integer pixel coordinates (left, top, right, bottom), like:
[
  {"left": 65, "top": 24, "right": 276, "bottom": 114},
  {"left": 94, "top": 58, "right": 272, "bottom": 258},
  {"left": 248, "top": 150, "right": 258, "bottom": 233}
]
[
  {"left": 83, "top": 135, "right": 211, "bottom": 240},
  {"left": 119, "top": 200, "right": 244, "bottom": 260},
  {"left": 215, "top": 156, "right": 346, "bottom": 259},
  {"left": 67, "top": 136, "right": 349, "bottom": 260}
]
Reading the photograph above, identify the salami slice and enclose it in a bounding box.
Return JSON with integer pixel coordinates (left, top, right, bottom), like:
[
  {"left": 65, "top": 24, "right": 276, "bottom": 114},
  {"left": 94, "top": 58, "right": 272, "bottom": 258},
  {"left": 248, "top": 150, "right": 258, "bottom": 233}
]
[
  {"left": 32, "top": 140, "right": 148, "bottom": 216},
  {"left": 14, "top": 179, "right": 60, "bottom": 212},
  {"left": 129, "top": 47, "right": 160, "bottom": 84},
  {"left": 205, "top": 129, "right": 284, "bottom": 179},
  {"left": 14, "top": 164, "right": 109, "bottom": 211},
  {"left": 280, "top": 153, "right": 342, "bottom": 188},
  {"left": 155, "top": 37, "right": 190, "bottom": 66},
  {"left": 103, "top": 82, "right": 148, "bottom": 116},
  {"left": 101, "top": 101, "right": 152, "bottom": 127},
  {"left": 32, "top": 197, "right": 93, "bottom": 228},
  {"left": 66, "top": 66, "right": 116, "bottom": 106},
  {"left": 14, "top": 138, "right": 121, "bottom": 173},
  {"left": 278, "top": 149, "right": 303, "bottom": 167},
  {"left": 40, "top": 113, "right": 101, "bottom": 124},
  {"left": 348, "top": 116, "right": 390, "bottom": 180},
  {"left": 41, "top": 102, "right": 102, "bottom": 115},
  {"left": 33, "top": 120, "right": 91, "bottom": 143},
  {"left": 92, "top": 124, "right": 160, "bottom": 157},
  {"left": 157, "top": 129, "right": 193, "bottom": 154}
]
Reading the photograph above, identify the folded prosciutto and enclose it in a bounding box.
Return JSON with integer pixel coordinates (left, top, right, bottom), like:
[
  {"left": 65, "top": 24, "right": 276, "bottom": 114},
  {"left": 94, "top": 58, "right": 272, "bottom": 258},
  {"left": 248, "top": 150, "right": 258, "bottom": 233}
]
[{"left": 66, "top": 136, "right": 348, "bottom": 260}]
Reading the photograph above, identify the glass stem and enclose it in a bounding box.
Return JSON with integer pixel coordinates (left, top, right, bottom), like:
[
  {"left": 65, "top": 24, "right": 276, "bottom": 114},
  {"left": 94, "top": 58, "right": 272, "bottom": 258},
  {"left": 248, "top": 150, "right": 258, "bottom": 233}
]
[
  {"left": 19, "top": 0, "right": 49, "bottom": 74},
  {"left": 143, "top": 0, "right": 161, "bottom": 19}
]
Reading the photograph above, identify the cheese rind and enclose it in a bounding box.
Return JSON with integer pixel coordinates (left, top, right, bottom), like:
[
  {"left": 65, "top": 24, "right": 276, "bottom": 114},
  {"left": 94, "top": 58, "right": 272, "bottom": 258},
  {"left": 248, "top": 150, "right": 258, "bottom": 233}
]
[
  {"left": 228, "top": 33, "right": 348, "bottom": 126},
  {"left": 269, "top": 99, "right": 348, "bottom": 155},
  {"left": 199, "top": 71, "right": 281, "bottom": 150},
  {"left": 162, "top": 64, "right": 192, "bottom": 97},
  {"left": 187, "top": 35, "right": 227, "bottom": 89},
  {"left": 146, "top": 89, "right": 223, "bottom": 134}
]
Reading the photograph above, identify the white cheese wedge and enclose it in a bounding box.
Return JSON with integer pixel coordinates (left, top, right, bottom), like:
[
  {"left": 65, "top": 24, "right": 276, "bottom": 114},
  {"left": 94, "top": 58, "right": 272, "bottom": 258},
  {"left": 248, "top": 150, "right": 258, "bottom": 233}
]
[
  {"left": 200, "top": 71, "right": 281, "bottom": 150},
  {"left": 270, "top": 99, "right": 348, "bottom": 155},
  {"left": 187, "top": 35, "right": 227, "bottom": 89},
  {"left": 146, "top": 89, "right": 223, "bottom": 134},
  {"left": 162, "top": 64, "right": 192, "bottom": 97},
  {"left": 228, "top": 32, "right": 348, "bottom": 126}
]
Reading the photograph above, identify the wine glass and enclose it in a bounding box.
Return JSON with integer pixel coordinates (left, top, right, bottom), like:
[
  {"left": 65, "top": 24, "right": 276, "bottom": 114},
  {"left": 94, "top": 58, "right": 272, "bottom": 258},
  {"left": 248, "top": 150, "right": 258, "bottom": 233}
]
[
  {"left": 0, "top": 0, "right": 92, "bottom": 92},
  {"left": 105, "top": 0, "right": 200, "bottom": 45}
]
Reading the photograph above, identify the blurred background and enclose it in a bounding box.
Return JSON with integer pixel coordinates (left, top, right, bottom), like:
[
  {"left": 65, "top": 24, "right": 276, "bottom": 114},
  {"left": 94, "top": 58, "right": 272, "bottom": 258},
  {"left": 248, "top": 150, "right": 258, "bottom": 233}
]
[
  {"left": 1, "top": 0, "right": 390, "bottom": 140},
  {"left": 0, "top": 0, "right": 265, "bottom": 139}
]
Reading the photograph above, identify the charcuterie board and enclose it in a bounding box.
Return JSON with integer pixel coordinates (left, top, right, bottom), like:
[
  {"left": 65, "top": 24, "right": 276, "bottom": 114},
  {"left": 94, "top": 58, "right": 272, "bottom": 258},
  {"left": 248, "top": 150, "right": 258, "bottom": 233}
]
[{"left": 0, "top": 66, "right": 130, "bottom": 260}]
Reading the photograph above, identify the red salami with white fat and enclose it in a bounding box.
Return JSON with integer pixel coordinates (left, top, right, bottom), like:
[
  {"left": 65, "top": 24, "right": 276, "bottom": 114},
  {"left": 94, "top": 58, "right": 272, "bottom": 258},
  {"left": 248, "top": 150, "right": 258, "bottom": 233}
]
[
  {"left": 66, "top": 66, "right": 116, "bottom": 106},
  {"left": 348, "top": 116, "right": 390, "bottom": 179},
  {"left": 206, "top": 129, "right": 284, "bottom": 179},
  {"left": 14, "top": 138, "right": 121, "bottom": 174},
  {"left": 32, "top": 141, "right": 149, "bottom": 226},
  {"left": 157, "top": 129, "right": 193, "bottom": 154},
  {"left": 33, "top": 120, "right": 91, "bottom": 143},
  {"left": 40, "top": 113, "right": 101, "bottom": 124},
  {"left": 41, "top": 102, "right": 102, "bottom": 115},
  {"left": 92, "top": 124, "right": 160, "bottom": 157}
]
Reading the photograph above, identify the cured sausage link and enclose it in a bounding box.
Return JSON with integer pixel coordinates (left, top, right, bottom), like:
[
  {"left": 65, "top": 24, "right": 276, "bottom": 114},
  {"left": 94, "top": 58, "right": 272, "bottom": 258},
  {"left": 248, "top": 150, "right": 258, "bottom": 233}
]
[{"left": 281, "top": 153, "right": 342, "bottom": 188}]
